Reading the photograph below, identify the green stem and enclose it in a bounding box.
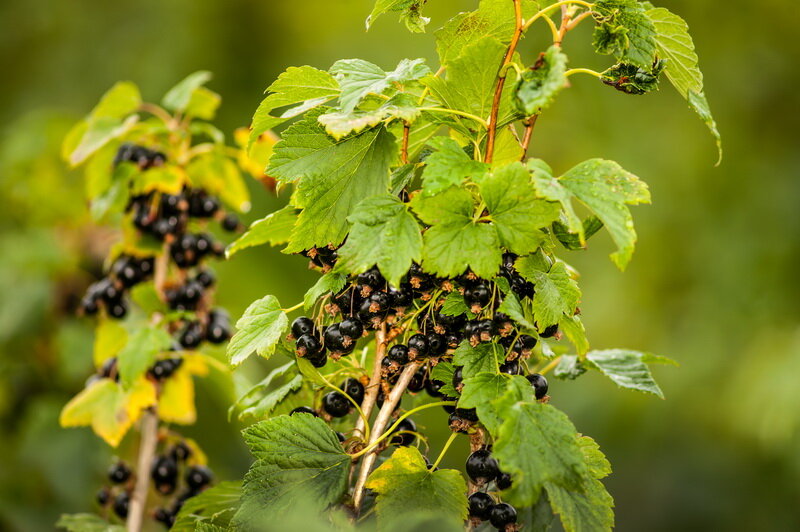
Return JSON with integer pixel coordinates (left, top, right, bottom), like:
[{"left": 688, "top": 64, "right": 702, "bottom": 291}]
[
  {"left": 282, "top": 302, "right": 304, "bottom": 313},
  {"left": 522, "top": 0, "right": 594, "bottom": 32},
  {"left": 565, "top": 68, "right": 602, "bottom": 79},
  {"left": 417, "top": 107, "right": 488, "bottom": 127},
  {"left": 537, "top": 355, "right": 563, "bottom": 376},
  {"left": 430, "top": 431, "right": 459, "bottom": 470}
]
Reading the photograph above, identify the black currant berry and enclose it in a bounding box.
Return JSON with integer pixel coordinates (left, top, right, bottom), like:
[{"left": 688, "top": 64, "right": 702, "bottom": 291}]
[
  {"left": 322, "top": 391, "right": 351, "bottom": 417},
  {"left": 108, "top": 462, "right": 131, "bottom": 484},
  {"left": 107, "top": 301, "right": 128, "bottom": 319},
  {"left": 323, "top": 324, "right": 347, "bottom": 352},
  {"left": 540, "top": 324, "right": 559, "bottom": 338},
  {"left": 153, "top": 507, "right": 175, "bottom": 527},
  {"left": 488, "top": 502, "right": 517, "bottom": 529},
  {"left": 513, "top": 334, "right": 537, "bottom": 356},
  {"left": 425, "top": 378, "right": 445, "bottom": 398},
  {"left": 221, "top": 213, "right": 239, "bottom": 232},
  {"left": 466, "top": 449, "right": 499, "bottom": 483},
  {"left": 170, "top": 441, "right": 192, "bottom": 462},
  {"left": 499, "top": 359, "right": 520, "bottom": 375},
  {"left": 306, "top": 349, "right": 328, "bottom": 368},
  {"left": 390, "top": 417, "right": 417, "bottom": 446},
  {"left": 296, "top": 334, "right": 324, "bottom": 357},
  {"left": 113, "top": 492, "right": 129, "bottom": 519},
  {"left": 407, "top": 369, "right": 426, "bottom": 393},
  {"left": 206, "top": 312, "right": 232, "bottom": 344},
  {"left": 452, "top": 366, "right": 464, "bottom": 390},
  {"left": 464, "top": 283, "right": 491, "bottom": 311},
  {"left": 468, "top": 492, "right": 494, "bottom": 520},
  {"left": 290, "top": 406, "right": 318, "bottom": 417},
  {"left": 195, "top": 270, "right": 215, "bottom": 288},
  {"left": 179, "top": 321, "right": 203, "bottom": 349},
  {"left": 407, "top": 333, "right": 429, "bottom": 358},
  {"left": 151, "top": 456, "right": 178, "bottom": 494},
  {"left": 456, "top": 407, "right": 479, "bottom": 422},
  {"left": 185, "top": 465, "right": 213, "bottom": 491},
  {"left": 388, "top": 285, "right": 413, "bottom": 308},
  {"left": 341, "top": 378, "right": 365, "bottom": 404},
  {"left": 526, "top": 373, "right": 549, "bottom": 399},
  {"left": 96, "top": 487, "right": 111, "bottom": 506},
  {"left": 496, "top": 471, "right": 513, "bottom": 490},
  {"left": 338, "top": 317, "right": 364, "bottom": 340},
  {"left": 356, "top": 267, "right": 384, "bottom": 290},
  {"left": 80, "top": 295, "right": 100, "bottom": 315},
  {"left": 291, "top": 317, "right": 316, "bottom": 338},
  {"left": 387, "top": 344, "right": 410, "bottom": 366},
  {"left": 426, "top": 333, "right": 447, "bottom": 356}
]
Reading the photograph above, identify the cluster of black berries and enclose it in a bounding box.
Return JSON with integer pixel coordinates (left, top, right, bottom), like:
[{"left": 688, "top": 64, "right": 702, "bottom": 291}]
[
  {"left": 80, "top": 255, "right": 154, "bottom": 318},
  {"left": 114, "top": 143, "right": 166, "bottom": 169},
  {"left": 175, "top": 308, "right": 231, "bottom": 350},
  {"left": 301, "top": 245, "right": 340, "bottom": 272},
  {"left": 290, "top": 314, "right": 365, "bottom": 367},
  {"left": 95, "top": 461, "right": 134, "bottom": 520},
  {"left": 465, "top": 449, "right": 517, "bottom": 531}
]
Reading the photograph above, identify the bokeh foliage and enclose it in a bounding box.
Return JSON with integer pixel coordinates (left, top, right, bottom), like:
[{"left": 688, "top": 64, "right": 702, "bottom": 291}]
[{"left": 0, "top": 0, "right": 798, "bottom": 530}]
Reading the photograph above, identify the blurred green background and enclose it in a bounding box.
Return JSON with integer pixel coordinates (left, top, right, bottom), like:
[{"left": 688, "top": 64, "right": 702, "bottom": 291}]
[{"left": 1, "top": 0, "right": 798, "bottom": 530}]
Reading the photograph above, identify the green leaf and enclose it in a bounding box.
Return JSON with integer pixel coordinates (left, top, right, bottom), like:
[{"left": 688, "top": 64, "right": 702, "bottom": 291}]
[
  {"left": 459, "top": 372, "right": 511, "bottom": 409},
  {"left": 497, "top": 291, "right": 536, "bottom": 332},
  {"left": 494, "top": 401, "right": 588, "bottom": 505},
  {"left": 516, "top": 261, "right": 580, "bottom": 330},
  {"left": 439, "top": 291, "right": 472, "bottom": 317},
  {"left": 366, "top": 0, "right": 430, "bottom": 33},
  {"left": 452, "top": 340, "right": 504, "bottom": 378},
  {"left": 162, "top": 71, "right": 213, "bottom": 112},
  {"left": 516, "top": 45, "right": 568, "bottom": 114},
  {"left": 585, "top": 349, "right": 668, "bottom": 398},
  {"left": 249, "top": 66, "right": 340, "bottom": 148},
  {"left": 553, "top": 216, "right": 604, "bottom": 251},
  {"left": 646, "top": 7, "right": 721, "bottom": 162},
  {"left": 330, "top": 58, "right": 430, "bottom": 113},
  {"left": 227, "top": 295, "right": 289, "bottom": 367},
  {"left": 318, "top": 93, "right": 421, "bottom": 140},
  {"left": 304, "top": 272, "right": 347, "bottom": 311},
  {"left": 239, "top": 374, "right": 304, "bottom": 420},
  {"left": 235, "top": 414, "right": 350, "bottom": 526},
  {"left": 430, "top": 361, "right": 459, "bottom": 398},
  {"left": 600, "top": 60, "right": 665, "bottom": 95},
  {"left": 268, "top": 110, "right": 397, "bottom": 251},
  {"left": 481, "top": 162, "right": 560, "bottom": 255},
  {"left": 592, "top": 0, "right": 657, "bottom": 68},
  {"left": 117, "top": 326, "right": 172, "bottom": 388},
  {"left": 226, "top": 206, "right": 297, "bottom": 258},
  {"left": 411, "top": 187, "right": 502, "bottom": 278},
  {"left": 185, "top": 86, "right": 222, "bottom": 120},
  {"left": 186, "top": 152, "right": 251, "bottom": 212},
  {"left": 57, "top": 514, "right": 125, "bottom": 532},
  {"left": 559, "top": 314, "right": 590, "bottom": 355},
  {"left": 544, "top": 436, "right": 614, "bottom": 532},
  {"left": 336, "top": 195, "right": 422, "bottom": 286},
  {"left": 478, "top": 375, "right": 534, "bottom": 436},
  {"left": 536, "top": 159, "right": 650, "bottom": 270},
  {"left": 68, "top": 115, "right": 138, "bottom": 167},
  {"left": 172, "top": 481, "right": 241, "bottom": 532},
  {"left": 553, "top": 354, "right": 587, "bottom": 380},
  {"left": 420, "top": 137, "right": 489, "bottom": 196},
  {"left": 365, "top": 446, "right": 468, "bottom": 525}
]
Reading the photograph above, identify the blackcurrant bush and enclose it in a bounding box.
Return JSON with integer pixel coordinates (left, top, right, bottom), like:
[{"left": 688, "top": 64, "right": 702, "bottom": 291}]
[
  {"left": 322, "top": 391, "right": 351, "bottom": 417},
  {"left": 291, "top": 317, "right": 316, "bottom": 338},
  {"left": 526, "top": 373, "right": 549, "bottom": 399},
  {"left": 390, "top": 418, "right": 416, "bottom": 446},
  {"left": 221, "top": 213, "right": 239, "bottom": 232},
  {"left": 341, "top": 378, "right": 365, "bottom": 404},
  {"left": 108, "top": 462, "right": 131, "bottom": 484},
  {"left": 496, "top": 471, "right": 513, "bottom": 490},
  {"left": 338, "top": 317, "right": 364, "bottom": 340},
  {"left": 113, "top": 492, "right": 129, "bottom": 519},
  {"left": 489, "top": 502, "right": 517, "bottom": 529},
  {"left": 290, "top": 406, "right": 317, "bottom": 417},
  {"left": 468, "top": 492, "right": 494, "bottom": 520},
  {"left": 185, "top": 465, "right": 213, "bottom": 491},
  {"left": 387, "top": 344, "right": 410, "bottom": 366},
  {"left": 407, "top": 333, "right": 429, "bottom": 358}
]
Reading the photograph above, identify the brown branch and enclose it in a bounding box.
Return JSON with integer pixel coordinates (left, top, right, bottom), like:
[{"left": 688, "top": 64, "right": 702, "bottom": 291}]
[
  {"left": 400, "top": 122, "right": 410, "bottom": 165},
  {"left": 352, "top": 361, "right": 423, "bottom": 513},
  {"left": 485, "top": 0, "right": 524, "bottom": 164},
  {"left": 353, "top": 324, "right": 386, "bottom": 441},
  {"left": 519, "top": 114, "right": 539, "bottom": 161},
  {"left": 126, "top": 408, "right": 158, "bottom": 532}
]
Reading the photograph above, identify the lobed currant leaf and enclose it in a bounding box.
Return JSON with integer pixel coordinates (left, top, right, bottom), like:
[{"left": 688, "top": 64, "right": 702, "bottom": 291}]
[
  {"left": 452, "top": 340, "right": 504, "bottom": 378},
  {"left": 172, "top": 481, "right": 242, "bottom": 532},
  {"left": 117, "top": 325, "right": 172, "bottom": 388},
  {"left": 226, "top": 205, "right": 297, "bottom": 258},
  {"left": 516, "top": 45, "right": 569, "bottom": 115},
  {"left": 420, "top": 136, "right": 489, "bottom": 196},
  {"left": 592, "top": 0, "right": 657, "bottom": 68},
  {"left": 585, "top": 349, "right": 675, "bottom": 398},
  {"left": 329, "top": 58, "right": 430, "bottom": 113},
  {"left": 227, "top": 295, "right": 289, "bottom": 366}
]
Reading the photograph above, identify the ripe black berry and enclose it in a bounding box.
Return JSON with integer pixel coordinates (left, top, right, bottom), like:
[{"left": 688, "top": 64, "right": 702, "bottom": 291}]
[
  {"left": 107, "top": 301, "right": 128, "bottom": 319},
  {"left": 526, "top": 373, "right": 549, "bottom": 399},
  {"left": 151, "top": 456, "right": 178, "bottom": 494},
  {"left": 306, "top": 349, "right": 328, "bottom": 368},
  {"left": 455, "top": 407, "right": 479, "bottom": 422},
  {"left": 407, "top": 369, "right": 426, "bottom": 393},
  {"left": 80, "top": 295, "right": 100, "bottom": 315},
  {"left": 195, "top": 269, "right": 215, "bottom": 288},
  {"left": 387, "top": 344, "right": 410, "bottom": 366},
  {"left": 206, "top": 310, "right": 231, "bottom": 344},
  {"left": 464, "top": 282, "right": 491, "bottom": 311},
  {"left": 150, "top": 358, "right": 181, "bottom": 381},
  {"left": 356, "top": 267, "right": 384, "bottom": 290},
  {"left": 153, "top": 507, "right": 175, "bottom": 527},
  {"left": 513, "top": 334, "right": 537, "bottom": 356},
  {"left": 499, "top": 359, "right": 520, "bottom": 375},
  {"left": 496, "top": 471, "right": 513, "bottom": 490},
  {"left": 323, "top": 324, "right": 347, "bottom": 352},
  {"left": 322, "top": 391, "right": 351, "bottom": 417},
  {"left": 390, "top": 417, "right": 417, "bottom": 446},
  {"left": 425, "top": 378, "right": 445, "bottom": 398},
  {"left": 388, "top": 285, "right": 413, "bottom": 308},
  {"left": 426, "top": 333, "right": 447, "bottom": 356},
  {"left": 221, "top": 213, "right": 239, "bottom": 232},
  {"left": 452, "top": 366, "right": 464, "bottom": 390},
  {"left": 338, "top": 317, "right": 364, "bottom": 340},
  {"left": 96, "top": 487, "right": 111, "bottom": 506},
  {"left": 466, "top": 449, "right": 499, "bottom": 483},
  {"left": 489, "top": 502, "right": 517, "bottom": 529},
  {"left": 108, "top": 462, "right": 131, "bottom": 484},
  {"left": 540, "top": 324, "right": 559, "bottom": 338},
  {"left": 407, "top": 333, "right": 429, "bottom": 358},
  {"left": 170, "top": 441, "right": 192, "bottom": 462},
  {"left": 291, "top": 317, "right": 316, "bottom": 338},
  {"left": 185, "top": 465, "right": 213, "bottom": 491},
  {"left": 290, "top": 406, "right": 317, "bottom": 417},
  {"left": 179, "top": 321, "right": 203, "bottom": 349},
  {"left": 341, "top": 378, "right": 364, "bottom": 404},
  {"left": 468, "top": 492, "right": 494, "bottom": 520},
  {"left": 296, "top": 334, "right": 324, "bottom": 357},
  {"left": 113, "top": 492, "right": 129, "bottom": 518}
]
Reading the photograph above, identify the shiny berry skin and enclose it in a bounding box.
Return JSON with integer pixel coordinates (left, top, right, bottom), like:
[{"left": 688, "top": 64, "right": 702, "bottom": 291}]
[
  {"left": 407, "top": 334, "right": 429, "bottom": 358},
  {"left": 179, "top": 321, "right": 203, "bottom": 349},
  {"left": 151, "top": 456, "right": 178, "bottom": 493},
  {"left": 322, "top": 391, "right": 351, "bottom": 417},
  {"left": 153, "top": 507, "right": 174, "bottom": 527},
  {"left": 80, "top": 295, "right": 100, "bottom": 315},
  {"left": 306, "top": 349, "right": 328, "bottom": 368},
  {"left": 290, "top": 406, "right": 318, "bottom": 416},
  {"left": 426, "top": 333, "right": 447, "bottom": 356},
  {"left": 150, "top": 358, "right": 181, "bottom": 381},
  {"left": 488, "top": 502, "right": 517, "bottom": 529},
  {"left": 296, "top": 334, "right": 324, "bottom": 357},
  {"left": 426, "top": 378, "right": 445, "bottom": 398},
  {"left": 107, "top": 301, "right": 128, "bottom": 319},
  {"left": 407, "top": 370, "right": 426, "bottom": 393},
  {"left": 185, "top": 465, "right": 213, "bottom": 490},
  {"left": 452, "top": 366, "right": 464, "bottom": 389},
  {"left": 513, "top": 334, "right": 537, "bottom": 355},
  {"left": 195, "top": 270, "right": 215, "bottom": 288},
  {"left": 113, "top": 492, "right": 129, "bottom": 518},
  {"left": 221, "top": 213, "right": 239, "bottom": 232},
  {"left": 466, "top": 449, "right": 499, "bottom": 483},
  {"left": 206, "top": 314, "right": 231, "bottom": 344},
  {"left": 291, "top": 317, "right": 316, "bottom": 338},
  {"left": 170, "top": 441, "right": 192, "bottom": 462},
  {"left": 499, "top": 359, "right": 520, "bottom": 375},
  {"left": 96, "top": 487, "right": 111, "bottom": 506},
  {"left": 540, "top": 324, "right": 559, "bottom": 338},
  {"left": 456, "top": 407, "right": 479, "bottom": 422},
  {"left": 496, "top": 471, "right": 513, "bottom": 490},
  {"left": 468, "top": 492, "right": 494, "bottom": 520},
  {"left": 341, "top": 378, "right": 364, "bottom": 404},
  {"left": 356, "top": 267, "right": 384, "bottom": 289},
  {"left": 464, "top": 283, "right": 491, "bottom": 309},
  {"left": 390, "top": 417, "right": 417, "bottom": 446},
  {"left": 388, "top": 285, "right": 413, "bottom": 308},
  {"left": 323, "top": 324, "right": 347, "bottom": 352},
  {"left": 338, "top": 317, "right": 364, "bottom": 340},
  {"left": 108, "top": 462, "right": 131, "bottom": 484},
  {"left": 526, "top": 373, "right": 549, "bottom": 399},
  {"left": 387, "top": 344, "right": 410, "bottom": 366}
]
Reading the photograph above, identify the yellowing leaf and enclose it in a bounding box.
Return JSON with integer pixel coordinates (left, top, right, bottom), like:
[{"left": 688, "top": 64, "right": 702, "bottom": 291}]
[
  {"left": 93, "top": 320, "right": 128, "bottom": 367},
  {"left": 159, "top": 367, "right": 197, "bottom": 424}
]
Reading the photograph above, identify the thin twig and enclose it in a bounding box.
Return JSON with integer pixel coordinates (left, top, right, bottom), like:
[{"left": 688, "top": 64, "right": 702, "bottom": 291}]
[
  {"left": 126, "top": 408, "right": 158, "bottom": 532},
  {"left": 520, "top": 114, "right": 539, "bottom": 161},
  {"left": 401, "top": 122, "right": 410, "bottom": 165},
  {"left": 352, "top": 361, "right": 422, "bottom": 513},
  {"left": 485, "top": 0, "right": 524, "bottom": 164},
  {"left": 353, "top": 324, "right": 386, "bottom": 441}
]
